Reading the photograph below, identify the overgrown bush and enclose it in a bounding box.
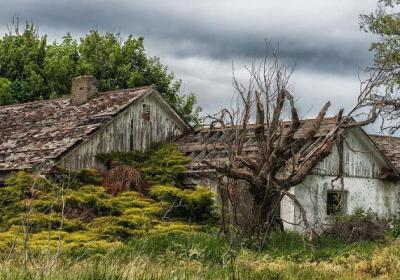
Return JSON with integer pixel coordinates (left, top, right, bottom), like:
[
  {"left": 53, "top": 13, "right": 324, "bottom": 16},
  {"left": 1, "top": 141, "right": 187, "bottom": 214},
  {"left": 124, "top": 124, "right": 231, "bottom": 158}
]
[
  {"left": 324, "top": 208, "right": 387, "bottom": 242},
  {"left": 386, "top": 212, "right": 400, "bottom": 238},
  {"left": 49, "top": 167, "right": 104, "bottom": 187},
  {"left": 0, "top": 172, "right": 214, "bottom": 254},
  {"left": 150, "top": 185, "right": 216, "bottom": 221},
  {"left": 102, "top": 165, "right": 147, "bottom": 195},
  {"left": 96, "top": 143, "right": 192, "bottom": 186}
]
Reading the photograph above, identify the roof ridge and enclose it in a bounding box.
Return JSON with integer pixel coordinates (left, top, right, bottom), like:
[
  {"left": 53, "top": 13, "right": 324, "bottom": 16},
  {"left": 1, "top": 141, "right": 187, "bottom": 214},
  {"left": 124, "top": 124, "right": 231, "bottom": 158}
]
[
  {"left": 96, "top": 85, "right": 153, "bottom": 96},
  {"left": 195, "top": 117, "right": 338, "bottom": 132},
  {"left": 0, "top": 85, "right": 154, "bottom": 109}
]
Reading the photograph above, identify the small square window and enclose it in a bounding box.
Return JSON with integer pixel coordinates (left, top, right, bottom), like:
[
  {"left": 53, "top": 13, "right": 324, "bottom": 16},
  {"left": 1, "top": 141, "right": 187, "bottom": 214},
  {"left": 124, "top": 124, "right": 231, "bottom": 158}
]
[{"left": 327, "top": 191, "right": 346, "bottom": 216}]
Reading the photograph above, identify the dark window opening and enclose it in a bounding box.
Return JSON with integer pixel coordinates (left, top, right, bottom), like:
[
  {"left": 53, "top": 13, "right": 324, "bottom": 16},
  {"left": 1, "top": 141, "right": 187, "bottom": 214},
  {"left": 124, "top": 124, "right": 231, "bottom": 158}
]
[
  {"left": 327, "top": 191, "right": 346, "bottom": 216},
  {"left": 142, "top": 103, "right": 151, "bottom": 121},
  {"left": 182, "top": 183, "right": 197, "bottom": 189}
]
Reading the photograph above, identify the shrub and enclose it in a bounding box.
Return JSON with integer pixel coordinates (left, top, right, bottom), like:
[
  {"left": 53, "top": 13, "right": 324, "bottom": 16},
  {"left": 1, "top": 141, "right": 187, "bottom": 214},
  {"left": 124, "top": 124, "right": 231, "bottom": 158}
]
[
  {"left": 0, "top": 172, "right": 53, "bottom": 230},
  {"left": 7, "top": 212, "right": 84, "bottom": 233},
  {"left": 96, "top": 143, "right": 192, "bottom": 186},
  {"left": 49, "top": 167, "right": 104, "bottom": 188},
  {"left": 0, "top": 171, "right": 214, "bottom": 255},
  {"left": 386, "top": 212, "right": 400, "bottom": 238},
  {"left": 149, "top": 185, "right": 216, "bottom": 221},
  {"left": 102, "top": 165, "right": 147, "bottom": 195},
  {"left": 323, "top": 208, "right": 387, "bottom": 242}
]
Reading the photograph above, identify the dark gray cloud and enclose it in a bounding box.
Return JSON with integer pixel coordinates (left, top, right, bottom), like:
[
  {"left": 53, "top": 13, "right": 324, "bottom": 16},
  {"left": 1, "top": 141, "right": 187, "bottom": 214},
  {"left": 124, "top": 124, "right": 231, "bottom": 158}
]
[{"left": 0, "top": 0, "right": 380, "bottom": 119}]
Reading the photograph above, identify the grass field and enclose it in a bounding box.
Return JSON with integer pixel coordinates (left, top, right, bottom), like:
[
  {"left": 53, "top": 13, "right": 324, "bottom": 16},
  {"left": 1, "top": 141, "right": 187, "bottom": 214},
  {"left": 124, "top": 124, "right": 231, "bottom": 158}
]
[
  {"left": 1, "top": 162, "right": 399, "bottom": 279},
  {"left": 1, "top": 230, "right": 399, "bottom": 280}
]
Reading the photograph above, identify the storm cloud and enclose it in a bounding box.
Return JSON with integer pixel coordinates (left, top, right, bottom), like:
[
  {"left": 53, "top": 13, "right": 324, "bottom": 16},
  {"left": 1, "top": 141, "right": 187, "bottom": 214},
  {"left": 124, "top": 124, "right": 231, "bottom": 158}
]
[{"left": 0, "top": 0, "right": 380, "bottom": 128}]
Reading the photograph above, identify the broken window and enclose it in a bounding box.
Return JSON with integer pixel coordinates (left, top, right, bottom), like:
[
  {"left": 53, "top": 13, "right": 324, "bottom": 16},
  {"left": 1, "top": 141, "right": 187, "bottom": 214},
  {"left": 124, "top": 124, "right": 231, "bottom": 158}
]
[
  {"left": 182, "top": 183, "right": 197, "bottom": 189},
  {"left": 327, "top": 191, "right": 346, "bottom": 216},
  {"left": 142, "top": 103, "right": 151, "bottom": 121}
]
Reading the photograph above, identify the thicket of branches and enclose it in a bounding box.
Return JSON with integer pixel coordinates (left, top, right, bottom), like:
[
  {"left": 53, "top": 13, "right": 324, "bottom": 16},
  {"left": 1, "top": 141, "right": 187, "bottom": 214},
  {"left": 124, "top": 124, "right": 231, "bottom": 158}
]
[{"left": 203, "top": 45, "right": 383, "bottom": 248}]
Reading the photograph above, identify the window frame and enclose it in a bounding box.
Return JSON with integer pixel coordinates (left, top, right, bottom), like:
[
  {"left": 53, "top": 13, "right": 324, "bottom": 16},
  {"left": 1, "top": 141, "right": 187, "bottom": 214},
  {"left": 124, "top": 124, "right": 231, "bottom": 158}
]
[
  {"left": 142, "top": 103, "right": 151, "bottom": 121},
  {"left": 326, "top": 190, "right": 347, "bottom": 216}
]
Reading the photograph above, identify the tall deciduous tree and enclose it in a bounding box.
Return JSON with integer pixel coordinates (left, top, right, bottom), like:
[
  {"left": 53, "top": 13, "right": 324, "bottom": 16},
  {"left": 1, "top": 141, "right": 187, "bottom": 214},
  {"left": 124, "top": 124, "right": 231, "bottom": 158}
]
[
  {"left": 0, "top": 20, "right": 201, "bottom": 126},
  {"left": 204, "top": 46, "right": 380, "bottom": 248},
  {"left": 361, "top": 0, "right": 400, "bottom": 132}
]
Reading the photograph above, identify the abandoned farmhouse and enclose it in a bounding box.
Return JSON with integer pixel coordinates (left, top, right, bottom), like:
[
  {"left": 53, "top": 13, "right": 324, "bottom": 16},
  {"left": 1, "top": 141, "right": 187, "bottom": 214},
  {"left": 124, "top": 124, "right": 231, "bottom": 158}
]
[{"left": 1, "top": 75, "right": 400, "bottom": 231}]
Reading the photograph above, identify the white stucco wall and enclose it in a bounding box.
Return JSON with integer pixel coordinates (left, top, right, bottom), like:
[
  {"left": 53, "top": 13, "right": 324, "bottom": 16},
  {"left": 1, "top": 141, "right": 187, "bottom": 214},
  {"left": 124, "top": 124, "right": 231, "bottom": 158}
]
[
  {"left": 281, "top": 175, "right": 400, "bottom": 232},
  {"left": 281, "top": 128, "right": 400, "bottom": 232},
  {"left": 182, "top": 127, "right": 400, "bottom": 232}
]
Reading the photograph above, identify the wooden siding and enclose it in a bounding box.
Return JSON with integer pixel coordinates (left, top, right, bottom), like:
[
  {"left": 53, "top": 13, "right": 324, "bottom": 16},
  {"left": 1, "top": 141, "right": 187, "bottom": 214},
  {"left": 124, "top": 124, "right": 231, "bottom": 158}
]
[{"left": 58, "top": 91, "right": 188, "bottom": 170}]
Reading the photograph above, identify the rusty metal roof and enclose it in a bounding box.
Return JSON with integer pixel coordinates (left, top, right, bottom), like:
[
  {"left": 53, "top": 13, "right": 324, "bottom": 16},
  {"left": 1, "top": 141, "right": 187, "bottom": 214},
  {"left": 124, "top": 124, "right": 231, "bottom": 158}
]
[
  {"left": 0, "top": 86, "right": 152, "bottom": 172},
  {"left": 370, "top": 135, "right": 400, "bottom": 172}
]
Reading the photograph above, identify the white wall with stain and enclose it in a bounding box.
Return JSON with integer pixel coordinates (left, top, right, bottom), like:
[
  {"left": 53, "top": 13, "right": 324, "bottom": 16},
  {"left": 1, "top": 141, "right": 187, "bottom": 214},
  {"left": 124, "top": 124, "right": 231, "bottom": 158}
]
[
  {"left": 281, "top": 128, "right": 400, "bottom": 231},
  {"left": 282, "top": 175, "right": 400, "bottom": 232},
  {"left": 183, "top": 128, "right": 400, "bottom": 232}
]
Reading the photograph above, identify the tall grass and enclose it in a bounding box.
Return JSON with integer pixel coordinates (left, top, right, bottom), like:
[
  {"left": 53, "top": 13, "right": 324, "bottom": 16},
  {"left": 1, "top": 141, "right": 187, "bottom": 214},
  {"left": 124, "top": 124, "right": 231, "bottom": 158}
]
[{"left": 0, "top": 231, "right": 397, "bottom": 280}]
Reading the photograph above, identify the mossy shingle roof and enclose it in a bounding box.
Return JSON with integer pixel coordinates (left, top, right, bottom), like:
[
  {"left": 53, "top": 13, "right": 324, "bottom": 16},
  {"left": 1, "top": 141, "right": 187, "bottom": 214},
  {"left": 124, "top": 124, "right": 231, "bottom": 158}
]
[{"left": 0, "top": 86, "right": 152, "bottom": 172}]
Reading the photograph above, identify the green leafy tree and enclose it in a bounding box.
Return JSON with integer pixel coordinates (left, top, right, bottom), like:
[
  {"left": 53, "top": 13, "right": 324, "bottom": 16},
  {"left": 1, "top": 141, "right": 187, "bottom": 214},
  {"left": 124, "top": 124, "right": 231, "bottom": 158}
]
[
  {"left": 0, "top": 21, "right": 47, "bottom": 102},
  {"left": 361, "top": 0, "right": 400, "bottom": 91},
  {"left": 0, "top": 20, "right": 201, "bottom": 126},
  {"left": 360, "top": 0, "right": 400, "bottom": 131},
  {"left": 0, "top": 78, "right": 13, "bottom": 105},
  {"left": 44, "top": 33, "right": 79, "bottom": 97}
]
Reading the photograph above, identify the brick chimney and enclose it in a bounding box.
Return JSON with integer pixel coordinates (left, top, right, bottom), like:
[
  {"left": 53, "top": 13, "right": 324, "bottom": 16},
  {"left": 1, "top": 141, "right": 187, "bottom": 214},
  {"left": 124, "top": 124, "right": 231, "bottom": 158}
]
[{"left": 70, "top": 75, "right": 98, "bottom": 105}]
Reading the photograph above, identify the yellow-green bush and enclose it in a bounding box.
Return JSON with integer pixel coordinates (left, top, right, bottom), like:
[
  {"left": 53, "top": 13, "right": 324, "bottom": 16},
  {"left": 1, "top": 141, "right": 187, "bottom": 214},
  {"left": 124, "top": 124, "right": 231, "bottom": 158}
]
[
  {"left": 50, "top": 167, "right": 104, "bottom": 188},
  {"left": 150, "top": 185, "right": 216, "bottom": 221},
  {"left": 0, "top": 172, "right": 53, "bottom": 230},
  {"left": 0, "top": 172, "right": 212, "bottom": 255},
  {"left": 149, "top": 221, "right": 201, "bottom": 235},
  {"left": 96, "top": 143, "right": 192, "bottom": 186},
  {"left": 7, "top": 212, "right": 84, "bottom": 233}
]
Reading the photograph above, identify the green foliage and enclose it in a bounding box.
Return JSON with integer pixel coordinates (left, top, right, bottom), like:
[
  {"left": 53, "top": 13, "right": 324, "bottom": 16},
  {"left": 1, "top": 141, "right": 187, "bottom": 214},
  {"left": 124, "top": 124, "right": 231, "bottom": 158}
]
[
  {"left": 361, "top": 0, "right": 400, "bottom": 93},
  {"left": 1, "top": 231, "right": 394, "bottom": 280},
  {"left": 0, "top": 20, "right": 201, "bottom": 126},
  {"left": 0, "top": 172, "right": 213, "bottom": 255},
  {"left": 149, "top": 185, "right": 216, "bottom": 221},
  {"left": 386, "top": 211, "right": 400, "bottom": 237},
  {"left": 97, "top": 143, "right": 192, "bottom": 186},
  {"left": 264, "top": 231, "right": 377, "bottom": 261},
  {"left": 50, "top": 167, "right": 104, "bottom": 187},
  {"left": 0, "top": 172, "right": 52, "bottom": 230},
  {"left": 0, "top": 77, "right": 13, "bottom": 105},
  {"left": 0, "top": 21, "right": 48, "bottom": 103},
  {"left": 123, "top": 232, "right": 229, "bottom": 264}
]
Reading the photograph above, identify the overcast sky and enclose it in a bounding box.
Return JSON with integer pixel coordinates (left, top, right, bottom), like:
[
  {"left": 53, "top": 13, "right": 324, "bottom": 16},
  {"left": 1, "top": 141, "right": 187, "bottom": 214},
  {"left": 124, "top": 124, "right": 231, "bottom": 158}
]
[{"left": 0, "top": 0, "right": 380, "bottom": 126}]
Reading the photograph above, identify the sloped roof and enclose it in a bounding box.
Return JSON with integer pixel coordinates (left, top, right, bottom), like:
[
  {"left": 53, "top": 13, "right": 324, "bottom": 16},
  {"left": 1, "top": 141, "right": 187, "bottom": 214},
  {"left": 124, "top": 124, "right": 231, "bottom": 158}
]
[
  {"left": 370, "top": 135, "right": 400, "bottom": 171},
  {"left": 176, "top": 118, "right": 400, "bottom": 176},
  {"left": 176, "top": 118, "right": 339, "bottom": 172},
  {"left": 0, "top": 86, "right": 153, "bottom": 172}
]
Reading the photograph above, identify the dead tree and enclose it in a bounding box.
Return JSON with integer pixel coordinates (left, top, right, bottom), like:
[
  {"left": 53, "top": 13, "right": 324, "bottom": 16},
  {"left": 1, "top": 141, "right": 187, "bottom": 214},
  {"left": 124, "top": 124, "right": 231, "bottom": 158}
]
[{"left": 202, "top": 45, "right": 382, "bottom": 247}]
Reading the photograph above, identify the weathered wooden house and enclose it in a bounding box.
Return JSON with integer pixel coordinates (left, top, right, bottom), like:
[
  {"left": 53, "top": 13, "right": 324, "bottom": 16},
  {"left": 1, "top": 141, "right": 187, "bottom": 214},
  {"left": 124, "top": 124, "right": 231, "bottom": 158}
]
[
  {"left": 1, "top": 75, "right": 400, "bottom": 231},
  {"left": 0, "top": 76, "right": 190, "bottom": 181}
]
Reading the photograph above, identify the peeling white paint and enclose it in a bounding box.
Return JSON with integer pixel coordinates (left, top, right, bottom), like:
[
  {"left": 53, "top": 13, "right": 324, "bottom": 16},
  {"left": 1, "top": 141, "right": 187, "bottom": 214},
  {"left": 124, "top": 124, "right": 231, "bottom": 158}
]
[
  {"left": 281, "top": 129, "right": 400, "bottom": 231},
  {"left": 183, "top": 128, "right": 400, "bottom": 231}
]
